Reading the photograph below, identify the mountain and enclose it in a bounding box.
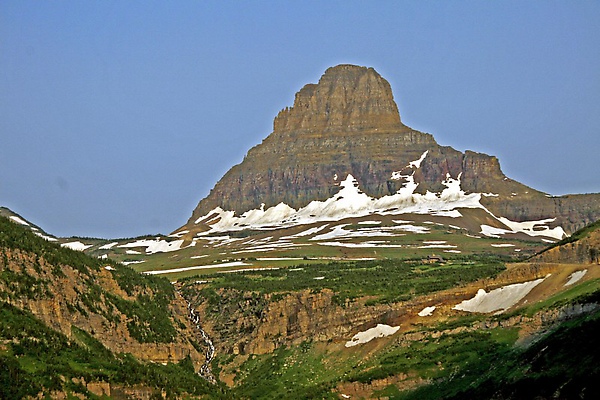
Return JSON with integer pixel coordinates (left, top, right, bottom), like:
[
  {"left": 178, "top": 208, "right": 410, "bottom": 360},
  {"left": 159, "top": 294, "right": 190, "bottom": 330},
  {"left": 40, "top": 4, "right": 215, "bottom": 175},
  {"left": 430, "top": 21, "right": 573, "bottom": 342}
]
[
  {"left": 0, "top": 214, "right": 227, "bottom": 398},
  {"left": 184, "top": 64, "right": 600, "bottom": 239}
]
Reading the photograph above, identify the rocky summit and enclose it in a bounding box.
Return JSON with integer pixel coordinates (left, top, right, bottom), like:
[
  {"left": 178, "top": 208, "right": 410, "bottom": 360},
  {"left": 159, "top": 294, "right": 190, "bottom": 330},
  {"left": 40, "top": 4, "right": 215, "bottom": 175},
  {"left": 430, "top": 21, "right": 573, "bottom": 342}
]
[{"left": 186, "top": 64, "right": 600, "bottom": 235}]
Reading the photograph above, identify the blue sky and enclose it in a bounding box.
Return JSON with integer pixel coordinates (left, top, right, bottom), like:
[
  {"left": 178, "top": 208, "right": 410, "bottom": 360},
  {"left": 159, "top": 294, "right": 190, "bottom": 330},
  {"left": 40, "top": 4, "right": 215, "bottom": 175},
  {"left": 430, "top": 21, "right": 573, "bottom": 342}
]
[{"left": 1, "top": 1, "right": 599, "bottom": 238}]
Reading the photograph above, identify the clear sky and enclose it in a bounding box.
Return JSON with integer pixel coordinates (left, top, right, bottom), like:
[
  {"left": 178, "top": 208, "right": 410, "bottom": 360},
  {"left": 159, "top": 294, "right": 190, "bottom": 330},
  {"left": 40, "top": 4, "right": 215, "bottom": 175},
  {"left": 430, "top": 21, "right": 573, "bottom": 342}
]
[{"left": 1, "top": 1, "right": 599, "bottom": 239}]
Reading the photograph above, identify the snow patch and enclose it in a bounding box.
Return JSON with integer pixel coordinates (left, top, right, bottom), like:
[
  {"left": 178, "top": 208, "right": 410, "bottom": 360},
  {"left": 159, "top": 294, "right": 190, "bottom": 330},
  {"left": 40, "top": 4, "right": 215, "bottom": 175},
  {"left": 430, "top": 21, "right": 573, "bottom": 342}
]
[
  {"left": 34, "top": 232, "right": 58, "bottom": 241},
  {"left": 409, "top": 150, "right": 429, "bottom": 168},
  {"left": 61, "top": 241, "right": 93, "bottom": 251},
  {"left": 345, "top": 324, "right": 400, "bottom": 347},
  {"left": 280, "top": 225, "right": 328, "bottom": 239},
  {"left": 318, "top": 241, "right": 404, "bottom": 248},
  {"left": 430, "top": 210, "right": 462, "bottom": 218},
  {"left": 119, "top": 238, "right": 185, "bottom": 254},
  {"left": 497, "top": 217, "right": 566, "bottom": 240},
  {"left": 480, "top": 225, "right": 512, "bottom": 238},
  {"left": 99, "top": 242, "right": 119, "bottom": 250},
  {"left": 490, "top": 244, "right": 515, "bottom": 248},
  {"left": 218, "top": 267, "right": 280, "bottom": 274},
  {"left": 144, "top": 261, "right": 249, "bottom": 275},
  {"left": 392, "top": 224, "right": 430, "bottom": 234},
  {"left": 9, "top": 216, "right": 29, "bottom": 226},
  {"left": 122, "top": 260, "right": 145, "bottom": 266},
  {"left": 357, "top": 220, "right": 382, "bottom": 225},
  {"left": 310, "top": 224, "right": 393, "bottom": 241},
  {"left": 453, "top": 277, "right": 546, "bottom": 313},
  {"left": 565, "top": 270, "right": 587, "bottom": 286},
  {"left": 418, "top": 306, "right": 436, "bottom": 317}
]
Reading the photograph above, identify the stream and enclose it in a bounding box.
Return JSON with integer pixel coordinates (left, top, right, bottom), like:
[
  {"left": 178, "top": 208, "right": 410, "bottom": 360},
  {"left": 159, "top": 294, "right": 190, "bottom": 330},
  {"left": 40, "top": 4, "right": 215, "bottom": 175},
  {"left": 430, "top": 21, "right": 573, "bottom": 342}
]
[{"left": 186, "top": 300, "right": 217, "bottom": 384}]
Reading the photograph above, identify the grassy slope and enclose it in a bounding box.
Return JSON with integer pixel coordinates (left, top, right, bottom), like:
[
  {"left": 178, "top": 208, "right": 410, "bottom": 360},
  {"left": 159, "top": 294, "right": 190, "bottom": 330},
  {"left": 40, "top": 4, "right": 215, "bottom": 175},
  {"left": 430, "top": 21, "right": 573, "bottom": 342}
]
[{"left": 181, "top": 256, "right": 507, "bottom": 307}]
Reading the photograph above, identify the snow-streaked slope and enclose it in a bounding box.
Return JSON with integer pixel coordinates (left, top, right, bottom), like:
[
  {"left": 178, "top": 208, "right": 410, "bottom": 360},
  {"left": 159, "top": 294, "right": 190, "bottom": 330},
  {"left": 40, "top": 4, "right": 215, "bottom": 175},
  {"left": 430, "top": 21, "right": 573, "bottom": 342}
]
[{"left": 192, "top": 150, "right": 566, "bottom": 241}]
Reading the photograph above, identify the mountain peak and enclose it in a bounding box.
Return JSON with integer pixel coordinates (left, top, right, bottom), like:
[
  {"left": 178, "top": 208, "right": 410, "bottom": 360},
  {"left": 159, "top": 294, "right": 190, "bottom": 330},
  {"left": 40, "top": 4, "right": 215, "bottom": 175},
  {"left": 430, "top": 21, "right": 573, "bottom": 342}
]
[
  {"left": 273, "top": 64, "right": 405, "bottom": 135},
  {"left": 185, "top": 65, "right": 600, "bottom": 234}
]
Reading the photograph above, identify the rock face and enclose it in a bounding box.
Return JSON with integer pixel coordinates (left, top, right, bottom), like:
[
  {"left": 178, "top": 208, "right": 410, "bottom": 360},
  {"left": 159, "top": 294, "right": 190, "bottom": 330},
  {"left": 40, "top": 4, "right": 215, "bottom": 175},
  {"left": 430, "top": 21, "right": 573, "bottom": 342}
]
[
  {"left": 535, "top": 220, "right": 600, "bottom": 264},
  {"left": 189, "top": 287, "right": 394, "bottom": 356},
  {"left": 275, "top": 65, "right": 405, "bottom": 135},
  {"left": 187, "top": 64, "right": 600, "bottom": 234}
]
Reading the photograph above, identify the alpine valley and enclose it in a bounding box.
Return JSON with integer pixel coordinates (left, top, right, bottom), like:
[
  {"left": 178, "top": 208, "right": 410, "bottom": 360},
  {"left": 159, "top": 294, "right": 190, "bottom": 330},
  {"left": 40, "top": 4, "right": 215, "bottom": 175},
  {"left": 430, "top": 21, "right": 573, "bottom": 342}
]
[{"left": 2, "top": 65, "right": 600, "bottom": 399}]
